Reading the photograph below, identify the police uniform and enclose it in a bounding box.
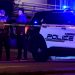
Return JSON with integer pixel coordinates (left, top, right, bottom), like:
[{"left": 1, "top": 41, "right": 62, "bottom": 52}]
[
  {"left": 16, "top": 12, "right": 27, "bottom": 60},
  {"left": 0, "top": 10, "right": 10, "bottom": 61}
]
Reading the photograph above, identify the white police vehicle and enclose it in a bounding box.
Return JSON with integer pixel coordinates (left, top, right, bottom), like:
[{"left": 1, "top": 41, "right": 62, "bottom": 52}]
[{"left": 29, "top": 9, "right": 75, "bottom": 61}]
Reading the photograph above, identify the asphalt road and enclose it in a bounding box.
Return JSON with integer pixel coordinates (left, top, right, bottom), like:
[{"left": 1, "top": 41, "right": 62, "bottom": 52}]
[
  {"left": 1, "top": 49, "right": 75, "bottom": 75},
  {"left": 0, "top": 60, "right": 75, "bottom": 74}
]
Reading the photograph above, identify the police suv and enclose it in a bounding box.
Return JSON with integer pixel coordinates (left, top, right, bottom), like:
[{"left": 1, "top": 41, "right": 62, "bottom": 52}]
[{"left": 29, "top": 9, "right": 75, "bottom": 61}]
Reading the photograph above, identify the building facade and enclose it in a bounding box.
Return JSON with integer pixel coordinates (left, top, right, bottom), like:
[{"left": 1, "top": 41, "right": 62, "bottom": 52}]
[{"left": 15, "top": 0, "right": 47, "bottom": 4}]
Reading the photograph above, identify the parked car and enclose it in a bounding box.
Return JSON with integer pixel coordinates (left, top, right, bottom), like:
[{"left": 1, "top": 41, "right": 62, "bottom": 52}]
[{"left": 28, "top": 9, "right": 75, "bottom": 61}]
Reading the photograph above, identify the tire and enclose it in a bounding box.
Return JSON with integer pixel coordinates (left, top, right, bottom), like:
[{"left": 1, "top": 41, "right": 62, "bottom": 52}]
[{"left": 29, "top": 33, "right": 49, "bottom": 62}]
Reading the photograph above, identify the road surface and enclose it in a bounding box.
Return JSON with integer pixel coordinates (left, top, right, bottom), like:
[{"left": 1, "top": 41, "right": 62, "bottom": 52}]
[{"left": 0, "top": 49, "right": 75, "bottom": 75}]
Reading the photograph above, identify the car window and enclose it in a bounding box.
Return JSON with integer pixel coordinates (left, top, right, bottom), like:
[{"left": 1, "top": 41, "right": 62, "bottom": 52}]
[
  {"left": 43, "top": 12, "right": 75, "bottom": 25},
  {"left": 31, "top": 11, "right": 75, "bottom": 25}
]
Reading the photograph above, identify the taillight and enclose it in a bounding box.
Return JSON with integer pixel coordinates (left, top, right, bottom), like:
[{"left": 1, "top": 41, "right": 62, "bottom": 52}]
[{"left": 25, "top": 25, "right": 30, "bottom": 34}]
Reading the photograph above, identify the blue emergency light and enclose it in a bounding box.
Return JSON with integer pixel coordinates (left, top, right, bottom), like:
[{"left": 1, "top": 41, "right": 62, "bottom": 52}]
[
  {"left": 34, "top": 20, "right": 38, "bottom": 24},
  {"left": 63, "top": 5, "right": 68, "bottom": 9}
]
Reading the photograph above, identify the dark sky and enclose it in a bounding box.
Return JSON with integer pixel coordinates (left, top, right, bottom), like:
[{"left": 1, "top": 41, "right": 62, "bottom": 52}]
[
  {"left": 47, "top": 0, "right": 60, "bottom": 5},
  {"left": 47, "top": 0, "right": 75, "bottom": 9},
  {"left": 47, "top": 0, "right": 75, "bottom": 5}
]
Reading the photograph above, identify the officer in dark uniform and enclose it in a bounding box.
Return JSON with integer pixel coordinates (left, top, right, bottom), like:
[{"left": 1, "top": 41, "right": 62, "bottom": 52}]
[
  {"left": 16, "top": 8, "right": 27, "bottom": 60},
  {"left": 0, "top": 9, "right": 10, "bottom": 61}
]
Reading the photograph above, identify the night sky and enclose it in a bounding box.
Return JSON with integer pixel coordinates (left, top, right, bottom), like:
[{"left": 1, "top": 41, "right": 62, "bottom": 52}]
[
  {"left": 47, "top": 0, "right": 75, "bottom": 9},
  {"left": 47, "top": 0, "right": 60, "bottom": 5}
]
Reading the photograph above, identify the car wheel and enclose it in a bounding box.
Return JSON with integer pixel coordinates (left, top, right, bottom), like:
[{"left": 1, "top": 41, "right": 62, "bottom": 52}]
[{"left": 29, "top": 33, "right": 49, "bottom": 62}]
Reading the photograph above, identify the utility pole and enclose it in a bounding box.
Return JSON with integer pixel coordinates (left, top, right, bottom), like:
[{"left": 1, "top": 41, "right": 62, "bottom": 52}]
[
  {"left": 55, "top": 0, "right": 56, "bottom": 9},
  {"left": 60, "top": 0, "right": 62, "bottom": 9}
]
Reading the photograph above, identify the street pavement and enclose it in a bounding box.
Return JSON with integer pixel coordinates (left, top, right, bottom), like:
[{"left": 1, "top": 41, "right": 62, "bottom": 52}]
[
  {"left": 0, "top": 60, "right": 75, "bottom": 75},
  {"left": 0, "top": 49, "right": 75, "bottom": 75}
]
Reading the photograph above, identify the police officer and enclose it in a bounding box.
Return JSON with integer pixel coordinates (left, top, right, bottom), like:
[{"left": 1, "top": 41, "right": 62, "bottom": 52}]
[
  {"left": 0, "top": 9, "right": 10, "bottom": 61},
  {"left": 16, "top": 8, "right": 27, "bottom": 60}
]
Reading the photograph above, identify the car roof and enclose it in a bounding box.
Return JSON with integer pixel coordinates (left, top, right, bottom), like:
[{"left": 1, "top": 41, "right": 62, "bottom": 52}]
[{"left": 36, "top": 10, "right": 64, "bottom": 14}]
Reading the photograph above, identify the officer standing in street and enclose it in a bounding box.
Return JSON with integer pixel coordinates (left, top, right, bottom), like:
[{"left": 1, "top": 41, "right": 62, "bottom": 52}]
[
  {"left": 0, "top": 9, "right": 10, "bottom": 61},
  {"left": 16, "top": 8, "right": 27, "bottom": 60}
]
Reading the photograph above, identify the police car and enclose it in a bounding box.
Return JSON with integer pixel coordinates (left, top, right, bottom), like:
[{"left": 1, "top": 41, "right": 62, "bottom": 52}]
[{"left": 28, "top": 9, "right": 75, "bottom": 61}]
